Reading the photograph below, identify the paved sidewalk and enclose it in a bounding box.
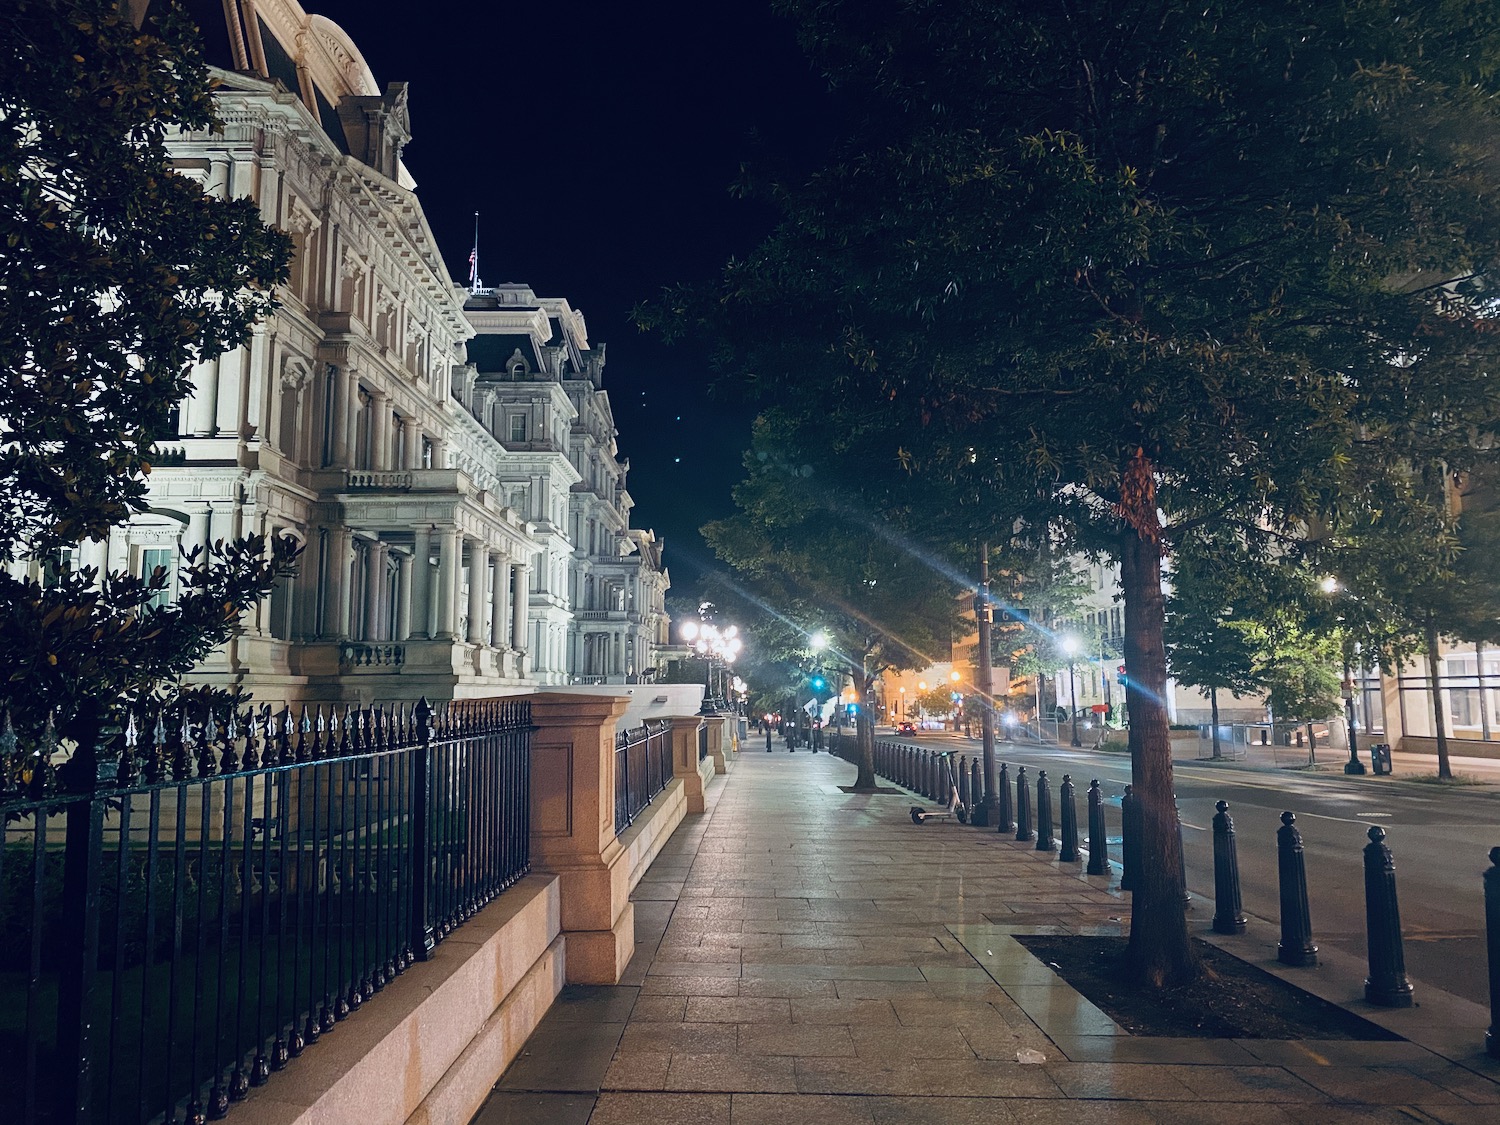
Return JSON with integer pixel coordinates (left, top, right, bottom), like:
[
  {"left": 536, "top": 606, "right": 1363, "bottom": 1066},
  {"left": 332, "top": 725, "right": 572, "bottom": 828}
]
[{"left": 474, "top": 752, "right": 1500, "bottom": 1124}]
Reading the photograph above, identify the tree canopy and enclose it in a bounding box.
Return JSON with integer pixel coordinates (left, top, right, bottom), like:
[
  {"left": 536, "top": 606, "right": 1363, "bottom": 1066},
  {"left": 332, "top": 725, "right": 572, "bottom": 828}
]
[
  {"left": 644, "top": 0, "right": 1500, "bottom": 985},
  {"left": 702, "top": 420, "right": 962, "bottom": 786},
  {"left": 0, "top": 0, "right": 294, "bottom": 739}
]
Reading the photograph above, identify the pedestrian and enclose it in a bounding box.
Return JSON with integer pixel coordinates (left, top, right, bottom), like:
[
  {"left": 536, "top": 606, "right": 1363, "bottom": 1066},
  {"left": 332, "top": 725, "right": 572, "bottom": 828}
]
[{"left": 765, "top": 725, "right": 773, "bottom": 752}]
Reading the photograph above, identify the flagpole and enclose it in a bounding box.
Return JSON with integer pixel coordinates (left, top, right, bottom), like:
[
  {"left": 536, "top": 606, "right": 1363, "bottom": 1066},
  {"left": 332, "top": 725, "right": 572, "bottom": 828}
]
[{"left": 469, "top": 211, "right": 481, "bottom": 293}]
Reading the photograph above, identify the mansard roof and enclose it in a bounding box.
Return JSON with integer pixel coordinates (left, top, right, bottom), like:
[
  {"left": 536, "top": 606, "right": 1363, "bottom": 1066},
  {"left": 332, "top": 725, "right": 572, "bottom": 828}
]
[{"left": 470, "top": 333, "right": 541, "bottom": 375}]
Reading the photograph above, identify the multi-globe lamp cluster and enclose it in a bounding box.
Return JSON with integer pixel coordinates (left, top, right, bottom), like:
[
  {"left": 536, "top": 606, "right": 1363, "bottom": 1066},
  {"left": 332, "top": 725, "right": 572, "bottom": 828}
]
[{"left": 680, "top": 620, "right": 743, "bottom": 713}]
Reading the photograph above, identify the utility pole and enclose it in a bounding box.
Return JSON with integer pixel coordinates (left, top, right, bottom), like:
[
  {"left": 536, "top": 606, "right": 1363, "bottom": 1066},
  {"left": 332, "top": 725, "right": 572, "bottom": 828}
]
[{"left": 974, "top": 543, "right": 999, "bottom": 826}]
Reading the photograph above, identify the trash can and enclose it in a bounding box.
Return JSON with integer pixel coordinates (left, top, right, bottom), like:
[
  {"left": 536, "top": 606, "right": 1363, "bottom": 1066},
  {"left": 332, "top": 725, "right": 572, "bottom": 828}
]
[{"left": 1370, "top": 743, "right": 1393, "bottom": 775}]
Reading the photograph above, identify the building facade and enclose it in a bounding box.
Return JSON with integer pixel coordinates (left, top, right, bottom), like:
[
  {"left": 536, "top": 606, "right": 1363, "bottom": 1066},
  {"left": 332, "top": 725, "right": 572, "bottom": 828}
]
[
  {"left": 17, "top": 0, "right": 670, "bottom": 708},
  {"left": 463, "top": 287, "right": 671, "bottom": 686}
]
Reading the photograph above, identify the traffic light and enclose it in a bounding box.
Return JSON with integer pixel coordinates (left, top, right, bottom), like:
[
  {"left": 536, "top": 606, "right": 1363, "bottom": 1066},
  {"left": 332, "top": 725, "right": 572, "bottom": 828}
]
[
  {"left": 811, "top": 676, "right": 826, "bottom": 691},
  {"left": 1116, "top": 664, "right": 1127, "bottom": 685}
]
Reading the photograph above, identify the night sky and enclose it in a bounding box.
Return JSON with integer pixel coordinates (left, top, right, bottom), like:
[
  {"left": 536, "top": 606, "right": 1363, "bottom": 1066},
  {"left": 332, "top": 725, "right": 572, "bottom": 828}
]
[{"left": 303, "top": 1, "right": 829, "bottom": 590}]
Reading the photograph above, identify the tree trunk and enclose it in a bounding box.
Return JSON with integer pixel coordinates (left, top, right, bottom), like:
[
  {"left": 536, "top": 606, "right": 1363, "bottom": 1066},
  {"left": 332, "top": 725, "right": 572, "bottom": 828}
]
[
  {"left": 851, "top": 659, "right": 878, "bottom": 790},
  {"left": 1306, "top": 722, "right": 1316, "bottom": 765},
  {"left": 1209, "top": 686, "right": 1221, "bottom": 760},
  {"left": 1119, "top": 451, "right": 1197, "bottom": 987},
  {"left": 1425, "top": 621, "right": 1452, "bottom": 780}
]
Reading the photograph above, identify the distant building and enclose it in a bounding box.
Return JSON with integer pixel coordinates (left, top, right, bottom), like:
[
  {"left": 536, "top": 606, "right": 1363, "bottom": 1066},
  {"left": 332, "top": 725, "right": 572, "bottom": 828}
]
[{"left": 463, "top": 287, "right": 671, "bottom": 685}]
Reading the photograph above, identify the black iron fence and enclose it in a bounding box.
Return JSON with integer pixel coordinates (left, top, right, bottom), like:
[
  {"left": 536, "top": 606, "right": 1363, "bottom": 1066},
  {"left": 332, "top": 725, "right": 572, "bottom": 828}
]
[
  {"left": 614, "top": 721, "right": 672, "bottom": 834},
  {"left": 0, "top": 696, "right": 532, "bottom": 1125}
]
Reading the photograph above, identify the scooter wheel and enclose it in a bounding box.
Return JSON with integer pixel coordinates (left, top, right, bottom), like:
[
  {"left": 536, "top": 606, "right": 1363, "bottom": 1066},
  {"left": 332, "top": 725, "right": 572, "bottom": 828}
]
[
  {"left": 910, "top": 808, "right": 925, "bottom": 824},
  {"left": 956, "top": 808, "right": 969, "bottom": 824}
]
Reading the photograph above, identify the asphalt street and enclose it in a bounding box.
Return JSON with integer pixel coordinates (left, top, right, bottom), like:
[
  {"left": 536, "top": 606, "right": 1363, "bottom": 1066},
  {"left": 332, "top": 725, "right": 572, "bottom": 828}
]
[{"left": 887, "top": 730, "right": 1500, "bottom": 1008}]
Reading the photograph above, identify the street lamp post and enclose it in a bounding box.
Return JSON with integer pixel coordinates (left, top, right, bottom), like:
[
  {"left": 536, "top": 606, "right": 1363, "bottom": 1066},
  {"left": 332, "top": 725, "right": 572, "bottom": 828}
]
[
  {"left": 1062, "top": 634, "right": 1083, "bottom": 748},
  {"left": 974, "top": 543, "right": 999, "bottom": 827},
  {"left": 1320, "top": 577, "right": 1367, "bottom": 776},
  {"left": 680, "top": 619, "right": 742, "bottom": 716},
  {"left": 1342, "top": 661, "right": 1366, "bottom": 775}
]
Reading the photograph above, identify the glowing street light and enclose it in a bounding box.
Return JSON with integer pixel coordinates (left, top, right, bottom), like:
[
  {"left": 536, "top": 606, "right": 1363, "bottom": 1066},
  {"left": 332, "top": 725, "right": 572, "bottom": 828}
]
[{"left": 680, "top": 617, "right": 743, "bottom": 714}]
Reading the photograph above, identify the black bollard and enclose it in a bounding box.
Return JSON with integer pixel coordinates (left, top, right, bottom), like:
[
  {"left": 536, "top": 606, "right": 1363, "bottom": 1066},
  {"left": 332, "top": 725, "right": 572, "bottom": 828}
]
[
  {"left": 1035, "top": 770, "right": 1055, "bottom": 851},
  {"left": 1059, "top": 775, "right": 1079, "bottom": 862},
  {"left": 996, "top": 762, "right": 1014, "bottom": 833},
  {"left": 1276, "top": 811, "right": 1318, "bottom": 967},
  {"left": 1085, "top": 780, "right": 1108, "bottom": 875},
  {"left": 970, "top": 758, "right": 983, "bottom": 820},
  {"left": 1015, "top": 766, "right": 1034, "bottom": 841},
  {"left": 924, "top": 751, "right": 935, "bottom": 799},
  {"left": 957, "top": 755, "right": 971, "bottom": 811},
  {"left": 1120, "top": 785, "right": 1139, "bottom": 892},
  {"left": 1485, "top": 848, "right": 1500, "bottom": 1058},
  {"left": 1362, "top": 826, "right": 1414, "bottom": 1006},
  {"left": 1211, "top": 800, "right": 1247, "bottom": 934}
]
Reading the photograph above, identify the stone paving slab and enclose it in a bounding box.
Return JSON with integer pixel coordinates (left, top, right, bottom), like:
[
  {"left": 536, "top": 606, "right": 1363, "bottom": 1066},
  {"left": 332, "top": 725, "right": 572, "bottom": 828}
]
[{"left": 470, "top": 751, "right": 1500, "bottom": 1124}]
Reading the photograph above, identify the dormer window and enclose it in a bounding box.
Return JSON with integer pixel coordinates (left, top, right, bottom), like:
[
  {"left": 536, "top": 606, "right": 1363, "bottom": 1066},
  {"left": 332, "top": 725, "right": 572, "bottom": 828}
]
[
  {"left": 509, "top": 414, "right": 528, "bottom": 443},
  {"left": 506, "top": 347, "right": 529, "bottom": 379}
]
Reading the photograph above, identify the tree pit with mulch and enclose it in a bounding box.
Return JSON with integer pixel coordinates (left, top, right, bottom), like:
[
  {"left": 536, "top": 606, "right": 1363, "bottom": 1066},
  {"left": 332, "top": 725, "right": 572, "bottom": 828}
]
[{"left": 1017, "top": 935, "right": 1401, "bottom": 1040}]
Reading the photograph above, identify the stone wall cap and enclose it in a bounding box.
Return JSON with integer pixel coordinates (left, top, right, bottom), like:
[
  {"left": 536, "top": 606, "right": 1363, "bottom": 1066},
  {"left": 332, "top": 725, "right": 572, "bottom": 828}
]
[{"left": 529, "top": 692, "right": 632, "bottom": 720}]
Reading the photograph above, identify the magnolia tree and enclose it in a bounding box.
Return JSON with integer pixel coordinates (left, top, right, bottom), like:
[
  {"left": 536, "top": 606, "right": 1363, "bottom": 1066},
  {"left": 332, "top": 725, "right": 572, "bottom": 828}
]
[{"left": 0, "top": 0, "right": 294, "bottom": 742}]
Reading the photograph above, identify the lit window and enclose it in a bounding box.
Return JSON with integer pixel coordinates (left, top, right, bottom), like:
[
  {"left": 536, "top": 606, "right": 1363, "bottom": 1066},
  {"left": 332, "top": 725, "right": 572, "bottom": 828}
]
[
  {"left": 509, "top": 414, "right": 528, "bottom": 443},
  {"left": 140, "top": 547, "right": 173, "bottom": 609},
  {"left": 41, "top": 547, "right": 75, "bottom": 589}
]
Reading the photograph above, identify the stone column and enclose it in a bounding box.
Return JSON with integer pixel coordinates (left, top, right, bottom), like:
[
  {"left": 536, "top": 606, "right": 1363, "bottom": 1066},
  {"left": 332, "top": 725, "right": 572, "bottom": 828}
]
[
  {"left": 410, "top": 527, "right": 431, "bottom": 639},
  {"left": 490, "top": 551, "right": 507, "bottom": 647},
  {"left": 368, "top": 540, "right": 389, "bottom": 640},
  {"left": 344, "top": 371, "right": 362, "bottom": 468},
  {"left": 371, "top": 390, "right": 391, "bottom": 470},
  {"left": 528, "top": 692, "right": 633, "bottom": 983},
  {"left": 329, "top": 527, "right": 353, "bottom": 639},
  {"left": 330, "top": 366, "right": 352, "bottom": 466},
  {"left": 436, "top": 526, "right": 460, "bottom": 640},
  {"left": 511, "top": 562, "right": 529, "bottom": 653},
  {"left": 394, "top": 551, "right": 412, "bottom": 641},
  {"left": 466, "top": 538, "right": 486, "bottom": 645},
  {"left": 207, "top": 503, "right": 235, "bottom": 552},
  {"left": 185, "top": 509, "right": 211, "bottom": 563},
  {"left": 406, "top": 425, "right": 424, "bottom": 470},
  {"left": 669, "top": 715, "right": 710, "bottom": 814}
]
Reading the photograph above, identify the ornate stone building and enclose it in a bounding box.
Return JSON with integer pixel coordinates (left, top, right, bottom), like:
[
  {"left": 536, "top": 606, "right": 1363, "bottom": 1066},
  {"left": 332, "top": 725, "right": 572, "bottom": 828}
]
[
  {"left": 47, "top": 0, "right": 670, "bottom": 707},
  {"left": 463, "top": 287, "right": 672, "bottom": 685}
]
